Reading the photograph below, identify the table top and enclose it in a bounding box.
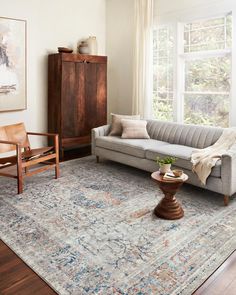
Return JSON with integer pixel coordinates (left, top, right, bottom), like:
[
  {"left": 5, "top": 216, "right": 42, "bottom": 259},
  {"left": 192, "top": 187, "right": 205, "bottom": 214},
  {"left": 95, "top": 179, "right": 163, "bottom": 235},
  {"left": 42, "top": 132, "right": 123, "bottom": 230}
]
[{"left": 151, "top": 171, "right": 188, "bottom": 183}]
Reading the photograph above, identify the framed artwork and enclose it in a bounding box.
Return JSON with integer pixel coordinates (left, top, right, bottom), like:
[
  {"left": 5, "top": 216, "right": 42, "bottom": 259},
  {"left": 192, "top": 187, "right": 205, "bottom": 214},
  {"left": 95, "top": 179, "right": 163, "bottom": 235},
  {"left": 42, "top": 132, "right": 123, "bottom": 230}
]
[{"left": 0, "top": 16, "right": 26, "bottom": 112}]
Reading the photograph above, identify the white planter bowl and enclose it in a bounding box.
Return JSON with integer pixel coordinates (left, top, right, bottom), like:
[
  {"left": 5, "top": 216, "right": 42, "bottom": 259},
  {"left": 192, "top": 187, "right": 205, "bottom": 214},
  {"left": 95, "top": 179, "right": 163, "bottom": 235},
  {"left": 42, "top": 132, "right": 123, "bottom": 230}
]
[{"left": 159, "top": 163, "right": 171, "bottom": 174}]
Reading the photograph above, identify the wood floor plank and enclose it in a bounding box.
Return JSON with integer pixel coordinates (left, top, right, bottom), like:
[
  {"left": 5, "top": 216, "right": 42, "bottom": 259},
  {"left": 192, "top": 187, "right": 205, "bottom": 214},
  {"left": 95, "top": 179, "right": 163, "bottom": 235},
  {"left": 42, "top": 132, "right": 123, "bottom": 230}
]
[
  {"left": 0, "top": 240, "right": 57, "bottom": 295},
  {"left": 224, "top": 278, "right": 236, "bottom": 295},
  {"left": 193, "top": 251, "right": 236, "bottom": 295}
]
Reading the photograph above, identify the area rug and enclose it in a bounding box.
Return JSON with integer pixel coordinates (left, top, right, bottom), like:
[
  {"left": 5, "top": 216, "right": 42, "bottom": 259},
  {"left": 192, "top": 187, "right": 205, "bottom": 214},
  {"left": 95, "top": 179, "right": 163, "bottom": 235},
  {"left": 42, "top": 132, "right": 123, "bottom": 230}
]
[{"left": 0, "top": 156, "right": 236, "bottom": 295}]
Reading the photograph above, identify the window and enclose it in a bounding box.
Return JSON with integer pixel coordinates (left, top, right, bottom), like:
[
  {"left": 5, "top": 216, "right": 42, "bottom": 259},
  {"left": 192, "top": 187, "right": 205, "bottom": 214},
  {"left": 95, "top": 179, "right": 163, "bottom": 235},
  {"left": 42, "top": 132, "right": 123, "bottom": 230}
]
[
  {"left": 153, "top": 13, "right": 232, "bottom": 127},
  {"left": 183, "top": 14, "right": 232, "bottom": 127},
  {"left": 184, "top": 15, "right": 232, "bottom": 53},
  {"left": 153, "top": 26, "right": 174, "bottom": 121}
]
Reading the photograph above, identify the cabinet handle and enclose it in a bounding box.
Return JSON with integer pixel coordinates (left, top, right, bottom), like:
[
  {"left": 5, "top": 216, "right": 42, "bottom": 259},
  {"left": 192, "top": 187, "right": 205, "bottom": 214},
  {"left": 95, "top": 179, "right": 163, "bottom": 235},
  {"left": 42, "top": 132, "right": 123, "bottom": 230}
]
[{"left": 83, "top": 60, "right": 90, "bottom": 63}]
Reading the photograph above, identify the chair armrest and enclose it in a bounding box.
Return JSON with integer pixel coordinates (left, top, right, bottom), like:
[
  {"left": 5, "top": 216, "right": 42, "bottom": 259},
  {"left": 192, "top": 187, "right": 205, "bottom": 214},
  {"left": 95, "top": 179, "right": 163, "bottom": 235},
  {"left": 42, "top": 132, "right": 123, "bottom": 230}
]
[
  {"left": 27, "top": 132, "right": 59, "bottom": 155},
  {"left": 27, "top": 132, "right": 58, "bottom": 137},
  {"left": 0, "top": 140, "right": 20, "bottom": 146},
  {"left": 0, "top": 140, "right": 22, "bottom": 163},
  {"left": 91, "top": 125, "right": 110, "bottom": 155},
  {"left": 221, "top": 150, "right": 236, "bottom": 196}
]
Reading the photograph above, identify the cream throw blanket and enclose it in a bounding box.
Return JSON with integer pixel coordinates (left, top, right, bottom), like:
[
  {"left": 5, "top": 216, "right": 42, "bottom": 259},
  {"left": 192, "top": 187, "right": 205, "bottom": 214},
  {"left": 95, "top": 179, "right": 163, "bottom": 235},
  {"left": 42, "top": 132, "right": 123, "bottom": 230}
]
[{"left": 191, "top": 128, "right": 236, "bottom": 185}]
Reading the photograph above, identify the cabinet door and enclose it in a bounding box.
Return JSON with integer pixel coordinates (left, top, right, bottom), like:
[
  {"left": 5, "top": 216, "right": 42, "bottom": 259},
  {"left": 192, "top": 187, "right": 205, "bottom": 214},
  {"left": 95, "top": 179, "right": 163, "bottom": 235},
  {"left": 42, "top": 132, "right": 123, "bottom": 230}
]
[
  {"left": 84, "top": 62, "right": 107, "bottom": 132},
  {"left": 84, "top": 62, "right": 98, "bottom": 134},
  {"left": 61, "top": 60, "right": 107, "bottom": 139},
  {"left": 96, "top": 63, "right": 107, "bottom": 127},
  {"left": 61, "top": 61, "right": 86, "bottom": 138}
]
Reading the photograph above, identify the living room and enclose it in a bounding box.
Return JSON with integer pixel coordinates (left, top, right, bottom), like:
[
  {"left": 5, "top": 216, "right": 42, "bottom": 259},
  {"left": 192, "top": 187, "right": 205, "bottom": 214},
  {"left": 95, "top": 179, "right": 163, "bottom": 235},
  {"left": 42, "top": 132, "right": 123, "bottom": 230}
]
[{"left": 0, "top": 0, "right": 236, "bottom": 294}]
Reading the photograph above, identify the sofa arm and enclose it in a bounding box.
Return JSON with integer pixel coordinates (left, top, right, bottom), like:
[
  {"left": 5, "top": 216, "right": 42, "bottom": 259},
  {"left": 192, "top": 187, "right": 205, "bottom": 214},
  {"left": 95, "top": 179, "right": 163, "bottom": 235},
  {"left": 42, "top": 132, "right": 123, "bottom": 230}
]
[
  {"left": 221, "top": 148, "right": 236, "bottom": 196},
  {"left": 91, "top": 125, "right": 110, "bottom": 155}
]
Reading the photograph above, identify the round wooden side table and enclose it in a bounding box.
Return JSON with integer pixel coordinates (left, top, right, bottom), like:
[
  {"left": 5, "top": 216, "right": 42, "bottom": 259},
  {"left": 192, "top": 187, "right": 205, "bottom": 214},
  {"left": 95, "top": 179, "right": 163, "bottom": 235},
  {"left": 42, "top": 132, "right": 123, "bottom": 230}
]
[{"left": 151, "top": 171, "right": 188, "bottom": 220}]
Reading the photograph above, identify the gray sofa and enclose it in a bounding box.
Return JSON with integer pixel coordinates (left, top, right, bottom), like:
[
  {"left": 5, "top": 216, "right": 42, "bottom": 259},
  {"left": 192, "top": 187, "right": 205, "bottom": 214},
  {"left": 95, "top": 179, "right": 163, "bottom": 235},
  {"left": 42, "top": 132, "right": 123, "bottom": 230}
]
[{"left": 92, "top": 120, "right": 236, "bottom": 205}]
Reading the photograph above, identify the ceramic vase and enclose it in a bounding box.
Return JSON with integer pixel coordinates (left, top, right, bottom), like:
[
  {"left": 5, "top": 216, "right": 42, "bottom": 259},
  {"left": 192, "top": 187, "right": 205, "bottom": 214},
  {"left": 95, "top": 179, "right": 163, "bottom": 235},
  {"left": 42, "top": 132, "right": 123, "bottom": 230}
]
[
  {"left": 87, "top": 36, "right": 97, "bottom": 55},
  {"left": 78, "top": 41, "right": 89, "bottom": 54}
]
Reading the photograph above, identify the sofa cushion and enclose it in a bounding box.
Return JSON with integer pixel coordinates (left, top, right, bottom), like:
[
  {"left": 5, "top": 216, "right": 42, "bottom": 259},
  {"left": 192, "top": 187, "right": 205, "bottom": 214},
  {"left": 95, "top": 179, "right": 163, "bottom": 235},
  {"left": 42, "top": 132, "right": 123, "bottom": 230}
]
[
  {"left": 121, "top": 119, "right": 150, "bottom": 139},
  {"left": 96, "top": 136, "right": 169, "bottom": 159},
  {"left": 109, "top": 114, "right": 140, "bottom": 136},
  {"left": 146, "top": 144, "right": 221, "bottom": 178}
]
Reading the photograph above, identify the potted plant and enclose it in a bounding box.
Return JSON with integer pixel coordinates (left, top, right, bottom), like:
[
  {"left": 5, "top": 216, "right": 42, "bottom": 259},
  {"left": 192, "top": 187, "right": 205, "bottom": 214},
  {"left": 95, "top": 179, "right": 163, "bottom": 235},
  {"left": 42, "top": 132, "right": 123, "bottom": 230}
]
[{"left": 156, "top": 156, "right": 177, "bottom": 174}]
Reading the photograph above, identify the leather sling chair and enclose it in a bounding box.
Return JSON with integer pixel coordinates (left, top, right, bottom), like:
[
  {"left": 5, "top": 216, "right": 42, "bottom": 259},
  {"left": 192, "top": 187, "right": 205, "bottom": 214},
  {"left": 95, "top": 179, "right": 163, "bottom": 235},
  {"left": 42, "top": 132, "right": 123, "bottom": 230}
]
[{"left": 0, "top": 122, "right": 59, "bottom": 194}]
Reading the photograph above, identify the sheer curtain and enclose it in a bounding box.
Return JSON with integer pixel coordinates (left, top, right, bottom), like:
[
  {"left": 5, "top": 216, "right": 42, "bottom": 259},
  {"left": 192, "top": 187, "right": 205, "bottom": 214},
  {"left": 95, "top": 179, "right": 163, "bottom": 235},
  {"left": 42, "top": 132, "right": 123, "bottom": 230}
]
[{"left": 132, "top": 0, "right": 154, "bottom": 118}]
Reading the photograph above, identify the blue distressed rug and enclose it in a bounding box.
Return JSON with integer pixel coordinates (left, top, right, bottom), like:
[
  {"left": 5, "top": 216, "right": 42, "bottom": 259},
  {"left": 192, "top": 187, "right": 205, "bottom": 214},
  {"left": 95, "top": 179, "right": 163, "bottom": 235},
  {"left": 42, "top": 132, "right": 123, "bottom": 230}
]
[{"left": 0, "top": 156, "right": 236, "bottom": 294}]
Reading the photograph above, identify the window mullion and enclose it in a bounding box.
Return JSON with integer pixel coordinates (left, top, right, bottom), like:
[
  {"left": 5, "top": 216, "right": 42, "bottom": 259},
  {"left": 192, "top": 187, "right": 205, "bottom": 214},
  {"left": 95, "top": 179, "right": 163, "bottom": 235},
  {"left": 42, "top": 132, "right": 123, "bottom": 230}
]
[
  {"left": 230, "top": 11, "right": 236, "bottom": 127},
  {"left": 181, "top": 49, "right": 231, "bottom": 60},
  {"left": 224, "top": 15, "right": 227, "bottom": 49},
  {"left": 174, "top": 22, "right": 185, "bottom": 123}
]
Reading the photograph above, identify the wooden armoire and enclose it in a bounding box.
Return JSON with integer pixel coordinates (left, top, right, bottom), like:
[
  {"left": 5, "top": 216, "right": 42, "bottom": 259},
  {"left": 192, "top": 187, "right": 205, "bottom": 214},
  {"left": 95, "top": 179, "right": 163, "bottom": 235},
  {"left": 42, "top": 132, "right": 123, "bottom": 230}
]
[{"left": 48, "top": 53, "right": 107, "bottom": 157}]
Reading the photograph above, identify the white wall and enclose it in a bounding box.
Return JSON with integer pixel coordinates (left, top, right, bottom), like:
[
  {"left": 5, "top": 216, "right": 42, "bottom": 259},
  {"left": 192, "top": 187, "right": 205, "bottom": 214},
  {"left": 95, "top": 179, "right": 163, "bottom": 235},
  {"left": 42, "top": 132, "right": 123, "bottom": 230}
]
[
  {"left": 106, "top": 0, "right": 135, "bottom": 117},
  {"left": 155, "top": 0, "right": 230, "bottom": 16},
  {"left": 0, "top": 0, "right": 106, "bottom": 146}
]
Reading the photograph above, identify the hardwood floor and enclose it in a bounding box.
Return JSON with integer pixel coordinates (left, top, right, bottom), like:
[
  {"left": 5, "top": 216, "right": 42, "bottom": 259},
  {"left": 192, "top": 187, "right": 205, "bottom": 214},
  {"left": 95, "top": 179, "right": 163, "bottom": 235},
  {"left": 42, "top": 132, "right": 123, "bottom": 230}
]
[
  {"left": 0, "top": 149, "right": 236, "bottom": 294},
  {"left": 0, "top": 240, "right": 57, "bottom": 295},
  {"left": 193, "top": 250, "right": 236, "bottom": 295}
]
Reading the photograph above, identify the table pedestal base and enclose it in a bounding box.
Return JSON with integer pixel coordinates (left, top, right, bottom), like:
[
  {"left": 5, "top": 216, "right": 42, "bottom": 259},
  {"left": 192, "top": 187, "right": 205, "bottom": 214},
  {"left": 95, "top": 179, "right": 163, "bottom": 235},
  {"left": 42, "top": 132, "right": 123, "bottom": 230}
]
[
  {"left": 151, "top": 171, "right": 188, "bottom": 220},
  {"left": 154, "top": 195, "right": 184, "bottom": 220}
]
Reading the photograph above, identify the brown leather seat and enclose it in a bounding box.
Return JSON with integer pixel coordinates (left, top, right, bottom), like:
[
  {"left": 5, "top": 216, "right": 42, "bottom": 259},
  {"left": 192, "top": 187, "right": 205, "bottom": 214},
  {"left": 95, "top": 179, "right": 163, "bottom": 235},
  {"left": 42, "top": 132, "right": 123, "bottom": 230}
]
[{"left": 0, "top": 122, "right": 59, "bottom": 194}]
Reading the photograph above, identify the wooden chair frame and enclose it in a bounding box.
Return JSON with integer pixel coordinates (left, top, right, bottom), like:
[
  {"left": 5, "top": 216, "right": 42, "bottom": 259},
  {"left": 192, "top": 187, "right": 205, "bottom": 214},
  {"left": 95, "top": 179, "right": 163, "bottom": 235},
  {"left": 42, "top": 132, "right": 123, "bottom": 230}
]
[{"left": 0, "top": 132, "right": 59, "bottom": 194}]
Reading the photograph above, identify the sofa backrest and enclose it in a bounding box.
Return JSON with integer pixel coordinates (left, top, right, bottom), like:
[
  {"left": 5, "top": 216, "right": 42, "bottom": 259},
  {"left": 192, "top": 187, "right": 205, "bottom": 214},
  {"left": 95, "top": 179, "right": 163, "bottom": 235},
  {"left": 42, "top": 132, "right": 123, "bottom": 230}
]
[{"left": 146, "top": 120, "right": 223, "bottom": 149}]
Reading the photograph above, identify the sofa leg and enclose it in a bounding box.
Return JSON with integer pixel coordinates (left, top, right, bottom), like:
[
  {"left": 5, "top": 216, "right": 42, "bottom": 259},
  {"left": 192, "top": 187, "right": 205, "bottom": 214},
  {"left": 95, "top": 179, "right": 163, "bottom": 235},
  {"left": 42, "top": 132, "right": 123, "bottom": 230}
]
[
  {"left": 224, "top": 195, "right": 229, "bottom": 206},
  {"left": 96, "top": 156, "right": 99, "bottom": 163}
]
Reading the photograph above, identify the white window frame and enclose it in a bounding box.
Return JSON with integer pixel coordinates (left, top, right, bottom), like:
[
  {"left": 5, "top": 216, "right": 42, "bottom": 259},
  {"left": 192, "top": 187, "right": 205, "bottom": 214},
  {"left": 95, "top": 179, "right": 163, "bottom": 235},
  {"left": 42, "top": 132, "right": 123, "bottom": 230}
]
[
  {"left": 179, "top": 14, "right": 232, "bottom": 125},
  {"left": 231, "top": 10, "right": 236, "bottom": 126}
]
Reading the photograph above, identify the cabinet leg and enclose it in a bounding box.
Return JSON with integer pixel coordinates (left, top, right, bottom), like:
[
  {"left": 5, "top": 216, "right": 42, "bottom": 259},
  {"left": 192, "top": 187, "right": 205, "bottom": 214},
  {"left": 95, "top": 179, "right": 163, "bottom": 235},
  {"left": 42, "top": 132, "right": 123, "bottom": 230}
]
[
  {"left": 96, "top": 156, "right": 99, "bottom": 163},
  {"left": 224, "top": 195, "right": 229, "bottom": 206}
]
